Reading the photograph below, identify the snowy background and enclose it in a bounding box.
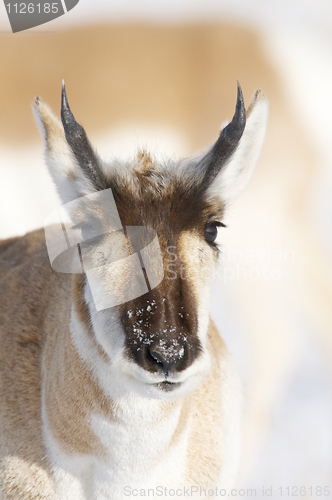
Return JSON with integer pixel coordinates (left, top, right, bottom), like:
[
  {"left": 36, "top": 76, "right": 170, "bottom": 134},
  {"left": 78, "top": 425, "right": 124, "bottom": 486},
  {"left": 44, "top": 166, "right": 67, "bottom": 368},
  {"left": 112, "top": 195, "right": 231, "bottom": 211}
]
[{"left": 1, "top": 1, "right": 332, "bottom": 497}]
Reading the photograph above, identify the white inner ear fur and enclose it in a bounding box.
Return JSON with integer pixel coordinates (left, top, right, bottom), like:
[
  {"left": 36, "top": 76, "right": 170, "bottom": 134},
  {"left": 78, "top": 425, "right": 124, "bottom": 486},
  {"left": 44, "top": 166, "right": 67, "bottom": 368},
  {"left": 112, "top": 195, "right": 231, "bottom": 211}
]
[
  {"left": 33, "top": 98, "right": 96, "bottom": 206},
  {"left": 206, "top": 89, "right": 268, "bottom": 202}
]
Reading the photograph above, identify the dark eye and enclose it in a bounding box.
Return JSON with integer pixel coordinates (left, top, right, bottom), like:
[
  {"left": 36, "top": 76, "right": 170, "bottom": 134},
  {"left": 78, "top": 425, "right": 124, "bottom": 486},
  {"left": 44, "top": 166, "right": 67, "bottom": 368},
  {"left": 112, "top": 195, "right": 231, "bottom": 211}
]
[{"left": 204, "top": 222, "right": 226, "bottom": 244}]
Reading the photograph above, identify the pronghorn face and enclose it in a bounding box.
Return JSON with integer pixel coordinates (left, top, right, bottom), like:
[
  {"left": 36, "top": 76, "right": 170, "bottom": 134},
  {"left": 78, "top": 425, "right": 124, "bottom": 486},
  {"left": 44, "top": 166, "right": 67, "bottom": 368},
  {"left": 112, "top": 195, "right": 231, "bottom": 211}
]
[
  {"left": 35, "top": 83, "right": 268, "bottom": 399},
  {"left": 102, "top": 171, "right": 224, "bottom": 397}
]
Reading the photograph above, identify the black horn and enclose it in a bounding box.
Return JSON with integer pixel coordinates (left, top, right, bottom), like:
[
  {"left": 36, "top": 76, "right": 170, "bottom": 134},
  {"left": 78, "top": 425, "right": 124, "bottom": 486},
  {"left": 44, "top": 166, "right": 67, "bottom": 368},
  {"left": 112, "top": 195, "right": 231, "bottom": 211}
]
[
  {"left": 200, "top": 81, "right": 246, "bottom": 187},
  {"left": 61, "top": 81, "right": 106, "bottom": 191}
]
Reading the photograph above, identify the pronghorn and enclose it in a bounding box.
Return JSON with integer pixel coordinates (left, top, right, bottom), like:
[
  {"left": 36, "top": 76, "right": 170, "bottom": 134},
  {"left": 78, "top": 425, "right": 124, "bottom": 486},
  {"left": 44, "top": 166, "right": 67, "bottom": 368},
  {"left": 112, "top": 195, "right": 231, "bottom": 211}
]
[{"left": 0, "top": 82, "right": 268, "bottom": 499}]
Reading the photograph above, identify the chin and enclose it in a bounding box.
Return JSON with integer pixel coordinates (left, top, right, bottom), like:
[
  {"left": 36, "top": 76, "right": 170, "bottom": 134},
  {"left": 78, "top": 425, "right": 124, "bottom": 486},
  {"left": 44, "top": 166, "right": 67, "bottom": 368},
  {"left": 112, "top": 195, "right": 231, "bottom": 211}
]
[{"left": 126, "top": 368, "right": 209, "bottom": 401}]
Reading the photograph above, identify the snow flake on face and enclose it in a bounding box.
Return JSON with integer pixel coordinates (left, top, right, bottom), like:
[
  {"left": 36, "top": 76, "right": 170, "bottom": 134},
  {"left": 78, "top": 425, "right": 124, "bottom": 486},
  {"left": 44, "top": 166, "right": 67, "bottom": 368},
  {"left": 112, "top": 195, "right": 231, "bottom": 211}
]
[
  {"left": 132, "top": 325, "right": 143, "bottom": 342},
  {"left": 155, "top": 337, "right": 185, "bottom": 360},
  {"left": 129, "top": 319, "right": 189, "bottom": 355}
]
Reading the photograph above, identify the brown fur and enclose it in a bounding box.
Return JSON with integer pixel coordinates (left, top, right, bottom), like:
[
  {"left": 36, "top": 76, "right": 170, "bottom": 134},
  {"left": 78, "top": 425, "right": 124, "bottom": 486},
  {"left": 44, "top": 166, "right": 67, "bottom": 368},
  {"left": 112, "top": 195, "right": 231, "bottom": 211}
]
[
  {"left": 42, "top": 303, "right": 115, "bottom": 458},
  {"left": 0, "top": 231, "right": 57, "bottom": 498},
  {"left": 72, "top": 274, "right": 110, "bottom": 362},
  {"left": 136, "top": 149, "right": 155, "bottom": 177}
]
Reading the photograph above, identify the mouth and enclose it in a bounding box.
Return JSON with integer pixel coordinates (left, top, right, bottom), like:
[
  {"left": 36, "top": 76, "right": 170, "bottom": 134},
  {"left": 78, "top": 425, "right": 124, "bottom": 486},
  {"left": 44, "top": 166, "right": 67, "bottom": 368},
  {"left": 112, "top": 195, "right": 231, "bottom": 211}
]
[{"left": 153, "top": 381, "right": 183, "bottom": 392}]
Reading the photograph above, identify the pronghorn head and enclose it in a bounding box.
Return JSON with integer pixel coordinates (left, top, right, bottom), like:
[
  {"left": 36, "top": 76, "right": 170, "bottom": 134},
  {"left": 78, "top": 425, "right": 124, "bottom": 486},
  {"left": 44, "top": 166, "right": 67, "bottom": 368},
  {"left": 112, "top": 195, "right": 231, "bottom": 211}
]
[{"left": 34, "top": 82, "right": 268, "bottom": 399}]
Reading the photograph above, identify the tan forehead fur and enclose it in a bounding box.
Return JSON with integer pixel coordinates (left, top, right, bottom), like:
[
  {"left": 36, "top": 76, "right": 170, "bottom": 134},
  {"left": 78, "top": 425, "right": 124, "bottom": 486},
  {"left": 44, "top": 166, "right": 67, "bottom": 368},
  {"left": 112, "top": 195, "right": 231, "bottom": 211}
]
[{"left": 136, "top": 149, "right": 155, "bottom": 176}]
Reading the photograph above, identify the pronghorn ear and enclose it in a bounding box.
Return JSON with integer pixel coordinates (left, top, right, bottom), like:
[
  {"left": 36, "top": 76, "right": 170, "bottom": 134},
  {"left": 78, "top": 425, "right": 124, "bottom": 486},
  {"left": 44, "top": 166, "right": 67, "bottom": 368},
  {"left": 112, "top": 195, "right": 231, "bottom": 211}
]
[
  {"left": 202, "top": 87, "right": 268, "bottom": 202},
  {"left": 33, "top": 85, "right": 106, "bottom": 205}
]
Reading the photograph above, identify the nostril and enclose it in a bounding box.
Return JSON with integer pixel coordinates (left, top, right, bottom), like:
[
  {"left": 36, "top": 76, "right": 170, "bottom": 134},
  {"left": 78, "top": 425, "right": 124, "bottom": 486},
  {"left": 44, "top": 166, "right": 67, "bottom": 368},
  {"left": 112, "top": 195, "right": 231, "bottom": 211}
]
[
  {"left": 149, "top": 347, "right": 181, "bottom": 375},
  {"left": 150, "top": 349, "right": 165, "bottom": 366}
]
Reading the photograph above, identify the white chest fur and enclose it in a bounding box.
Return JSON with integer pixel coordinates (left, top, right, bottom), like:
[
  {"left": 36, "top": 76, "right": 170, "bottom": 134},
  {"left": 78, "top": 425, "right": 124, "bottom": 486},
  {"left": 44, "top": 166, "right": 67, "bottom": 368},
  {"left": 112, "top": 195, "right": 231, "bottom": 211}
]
[{"left": 43, "top": 396, "right": 190, "bottom": 500}]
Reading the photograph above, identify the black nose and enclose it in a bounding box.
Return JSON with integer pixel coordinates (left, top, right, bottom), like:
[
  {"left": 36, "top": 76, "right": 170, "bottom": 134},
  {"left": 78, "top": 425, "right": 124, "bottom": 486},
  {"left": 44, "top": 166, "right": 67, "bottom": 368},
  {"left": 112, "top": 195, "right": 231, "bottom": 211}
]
[{"left": 149, "top": 346, "right": 183, "bottom": 376}]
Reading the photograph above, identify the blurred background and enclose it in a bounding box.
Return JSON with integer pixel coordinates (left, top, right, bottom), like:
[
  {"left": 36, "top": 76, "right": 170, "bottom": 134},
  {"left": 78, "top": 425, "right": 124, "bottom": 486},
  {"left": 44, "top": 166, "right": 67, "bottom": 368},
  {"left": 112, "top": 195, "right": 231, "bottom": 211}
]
[{"left": 1, "top": 1, "right": 332, "bottom": 497}]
